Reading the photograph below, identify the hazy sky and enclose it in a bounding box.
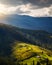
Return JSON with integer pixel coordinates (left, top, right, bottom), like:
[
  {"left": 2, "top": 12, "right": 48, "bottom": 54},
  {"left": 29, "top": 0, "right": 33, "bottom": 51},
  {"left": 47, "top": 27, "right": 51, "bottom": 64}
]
[{"left": 0, "top": 0, "right": 52, "bottom": 17}]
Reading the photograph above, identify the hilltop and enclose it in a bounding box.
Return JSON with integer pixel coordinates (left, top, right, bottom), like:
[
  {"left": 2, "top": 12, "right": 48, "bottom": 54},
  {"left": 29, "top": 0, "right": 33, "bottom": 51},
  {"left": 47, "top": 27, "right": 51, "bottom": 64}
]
[{"left": 12, "top": 42, "right": 52, "bottom": 65}]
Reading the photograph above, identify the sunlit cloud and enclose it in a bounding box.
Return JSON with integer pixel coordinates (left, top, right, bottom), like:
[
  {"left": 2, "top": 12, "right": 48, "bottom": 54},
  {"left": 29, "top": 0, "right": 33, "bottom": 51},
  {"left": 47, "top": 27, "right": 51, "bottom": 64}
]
[{"left": 0, "top": 0, "right": 52, "bottom": 17}]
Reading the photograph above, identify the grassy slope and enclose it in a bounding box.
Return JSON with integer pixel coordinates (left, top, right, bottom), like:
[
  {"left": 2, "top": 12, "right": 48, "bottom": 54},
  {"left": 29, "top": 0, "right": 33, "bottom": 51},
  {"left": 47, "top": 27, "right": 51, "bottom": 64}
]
[{"left": 12, "top": 42, "right": 52, "bottom": 65}]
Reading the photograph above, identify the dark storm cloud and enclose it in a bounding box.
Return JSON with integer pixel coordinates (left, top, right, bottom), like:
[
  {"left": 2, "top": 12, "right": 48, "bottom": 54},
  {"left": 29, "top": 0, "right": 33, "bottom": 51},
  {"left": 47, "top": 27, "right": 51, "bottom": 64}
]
[
  {"left": 0, "top": 0, "right": 52, "bottom": 7},
  {"left": 28, "top": 0, "right": 52, "bottom": 7}
]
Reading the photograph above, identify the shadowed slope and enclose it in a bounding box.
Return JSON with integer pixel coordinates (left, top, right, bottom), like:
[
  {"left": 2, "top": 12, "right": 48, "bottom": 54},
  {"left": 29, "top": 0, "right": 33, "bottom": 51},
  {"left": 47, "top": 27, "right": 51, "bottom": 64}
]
[{"left": 0, "top": 24, "right": 30, "bottom": 56}]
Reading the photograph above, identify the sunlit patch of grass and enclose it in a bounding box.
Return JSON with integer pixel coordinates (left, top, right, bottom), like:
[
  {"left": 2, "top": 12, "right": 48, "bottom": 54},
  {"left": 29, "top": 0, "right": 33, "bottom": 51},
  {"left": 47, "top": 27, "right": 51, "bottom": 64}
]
[{"left": 12, "top": 42, "right": 52, "bottom": 65}]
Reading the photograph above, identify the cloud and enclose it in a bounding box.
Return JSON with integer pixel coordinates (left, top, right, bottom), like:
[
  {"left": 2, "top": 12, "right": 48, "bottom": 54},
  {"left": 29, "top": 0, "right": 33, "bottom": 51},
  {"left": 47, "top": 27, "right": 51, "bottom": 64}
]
[
  {"left": 6, "top": 4, "right": 52, "bottom": 17},
  {"left": 27, "top": 0, "right": 52, "bottom": 8},
  {"left": 0, "top": 0, "right": 24, "bottom": 6},
  {"left": 48, "top": 5, "right": 52, "bottom": 15},
  {"left": 0, "top": 0, "right": 52, "bottom": 17},
  {"left": 0, "top": 0, "right": 52, "bottom": 8}
]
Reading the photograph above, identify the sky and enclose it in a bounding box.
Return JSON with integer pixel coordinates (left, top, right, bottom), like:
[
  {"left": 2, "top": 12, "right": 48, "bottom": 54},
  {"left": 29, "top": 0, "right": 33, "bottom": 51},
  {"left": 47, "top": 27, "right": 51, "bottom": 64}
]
[{"left": 0, "top": 0, "right": 52, "bottom": 17}]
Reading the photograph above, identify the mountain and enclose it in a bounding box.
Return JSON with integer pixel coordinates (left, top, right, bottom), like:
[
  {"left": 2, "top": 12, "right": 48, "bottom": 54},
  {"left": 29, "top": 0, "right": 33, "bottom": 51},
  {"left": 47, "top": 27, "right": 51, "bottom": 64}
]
[
  {"left": 0, "top": 23, "right": 52, "bottom": 65},
  {"left": 0, "top": 14, "right": 52, "bottom": 33}
]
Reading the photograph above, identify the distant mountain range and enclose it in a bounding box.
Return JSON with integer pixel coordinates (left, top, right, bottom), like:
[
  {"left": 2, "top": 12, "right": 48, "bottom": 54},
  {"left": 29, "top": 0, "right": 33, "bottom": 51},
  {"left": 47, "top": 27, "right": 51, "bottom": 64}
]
[{"left": 0, "top": 14, "right": 52, "bottom": 33}]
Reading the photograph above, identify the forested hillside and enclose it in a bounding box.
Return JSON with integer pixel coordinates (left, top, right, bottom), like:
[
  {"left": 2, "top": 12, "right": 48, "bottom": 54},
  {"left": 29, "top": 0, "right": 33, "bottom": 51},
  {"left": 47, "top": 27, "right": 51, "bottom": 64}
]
[{"left": 0, "top": 24, "right": 52, "bottom": 65}]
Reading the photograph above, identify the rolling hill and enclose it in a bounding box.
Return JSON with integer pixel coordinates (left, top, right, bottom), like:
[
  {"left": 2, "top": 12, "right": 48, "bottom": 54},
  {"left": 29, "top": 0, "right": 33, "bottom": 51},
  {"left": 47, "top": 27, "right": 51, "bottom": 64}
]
[
  {"left": 12, "top": 42, "right": 52, "bottom": 65},
  {"left": 0, "top": 23, "right": 52, "bottom": 65}
]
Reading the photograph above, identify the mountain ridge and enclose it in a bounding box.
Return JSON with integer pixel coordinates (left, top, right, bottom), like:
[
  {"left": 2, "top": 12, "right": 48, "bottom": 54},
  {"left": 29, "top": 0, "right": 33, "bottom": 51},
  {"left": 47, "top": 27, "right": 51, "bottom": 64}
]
[{"left": 0, "top": 14, "right": 52, "bottom": 33}]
